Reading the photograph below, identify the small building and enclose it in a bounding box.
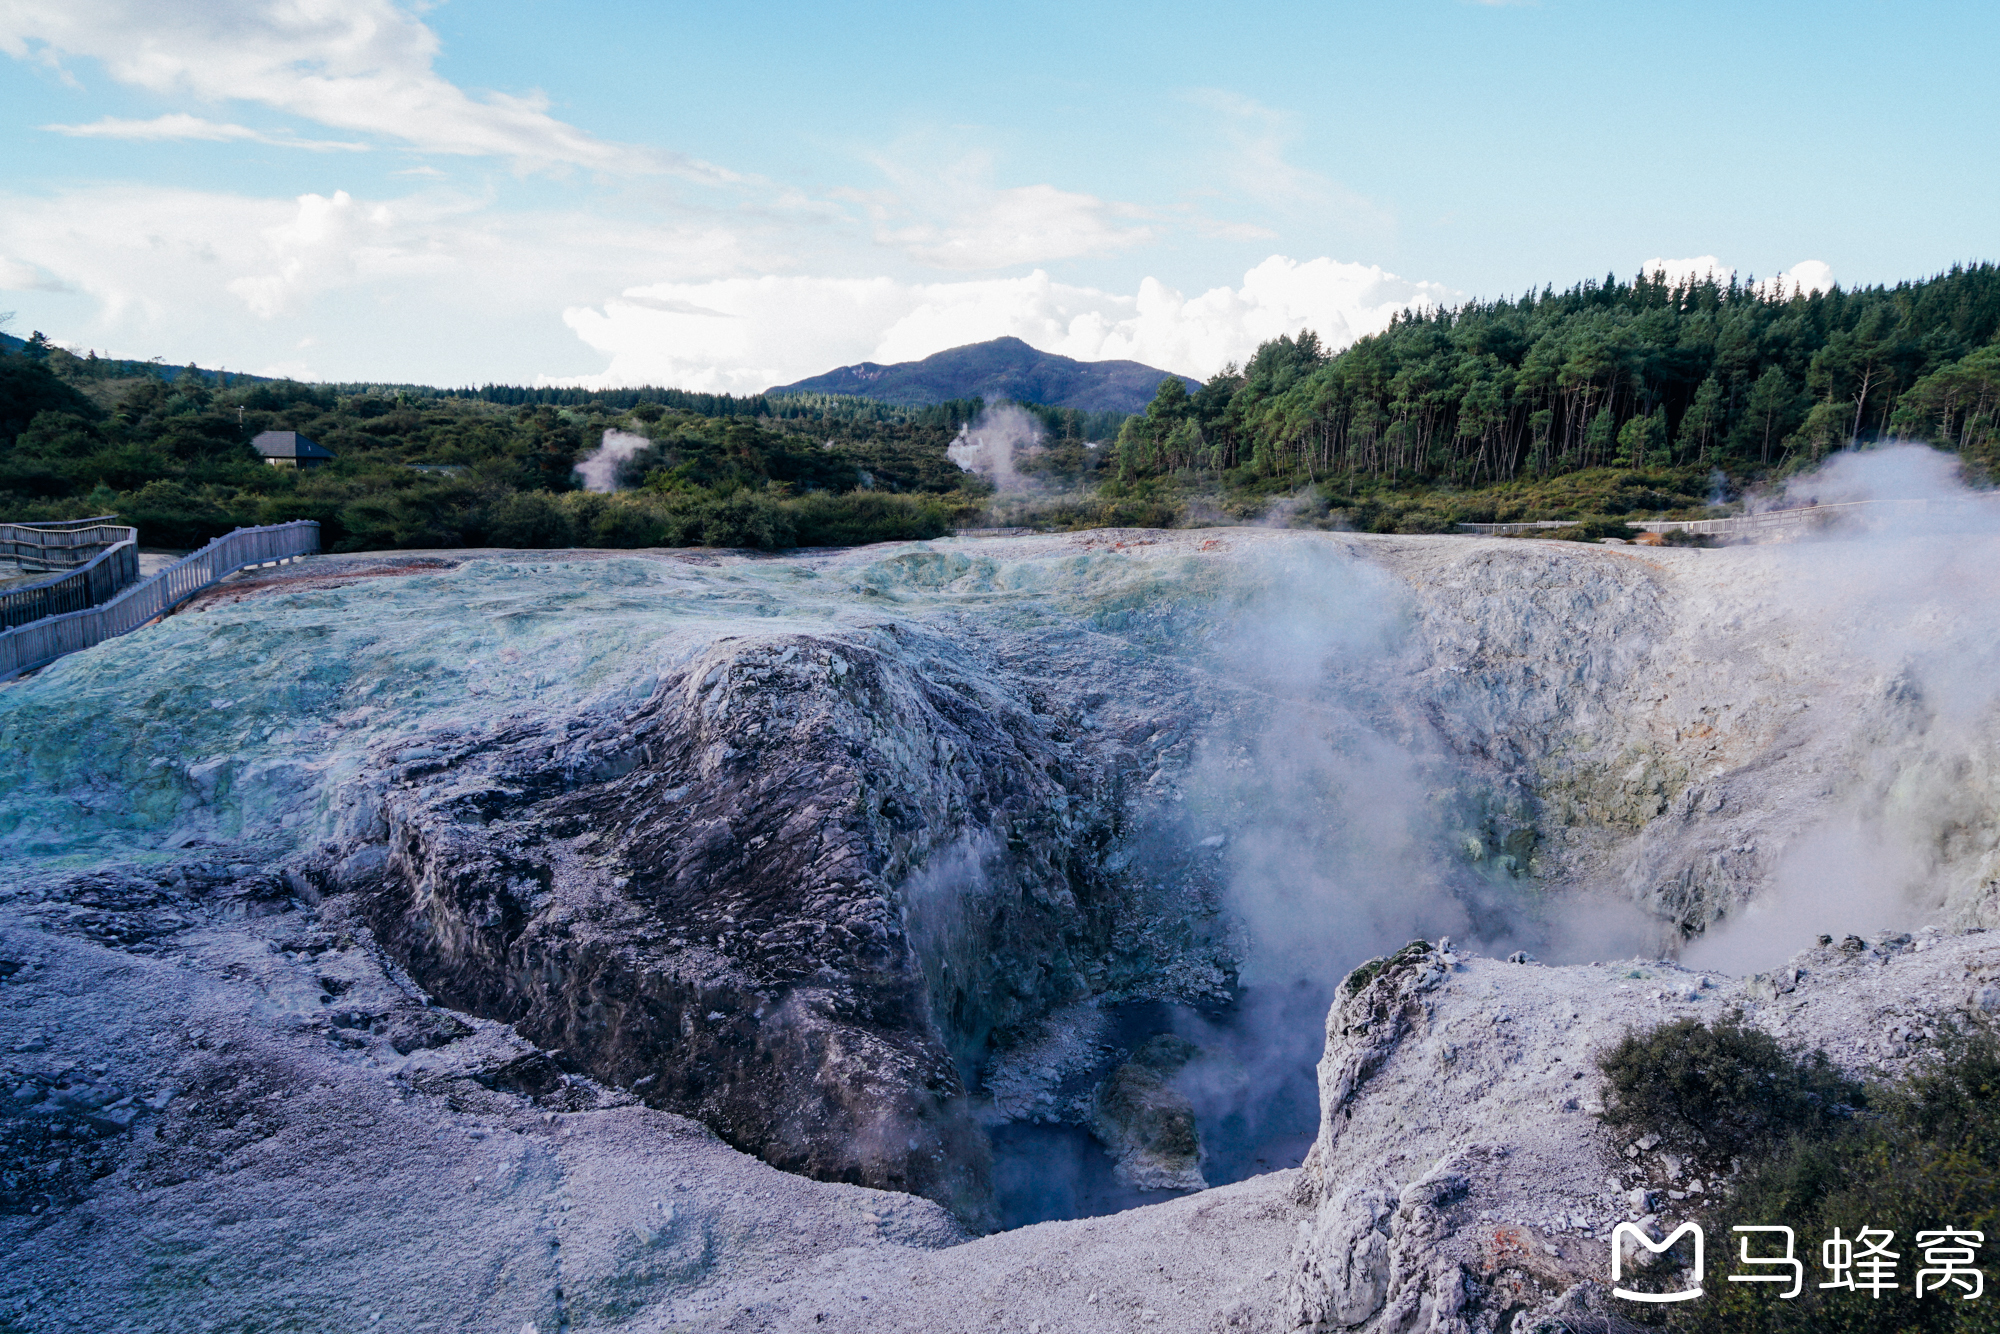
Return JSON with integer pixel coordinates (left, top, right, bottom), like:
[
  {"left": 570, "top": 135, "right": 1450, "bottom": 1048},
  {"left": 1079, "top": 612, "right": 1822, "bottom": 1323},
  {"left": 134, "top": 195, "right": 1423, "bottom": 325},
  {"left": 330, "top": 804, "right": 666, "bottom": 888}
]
[{"left": 252, "top": 430, "right": 334, "bottom": 469}]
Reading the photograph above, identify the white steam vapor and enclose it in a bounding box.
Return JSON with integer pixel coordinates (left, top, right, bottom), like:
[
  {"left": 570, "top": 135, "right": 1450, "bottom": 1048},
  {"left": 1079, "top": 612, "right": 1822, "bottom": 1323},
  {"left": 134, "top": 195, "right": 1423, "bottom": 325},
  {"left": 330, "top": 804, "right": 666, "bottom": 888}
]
[
  {"left": 1684, "top": 444, "right": 2000, "bottom": 972},
  {"left": 948, "top": 405, "right": 1044, "bottom": 495},
  {"left": 573, "top": 427, "right": 651, "bottom": 493},
  {"left": 1180, "top": 546, "right": 1478, "bottom": 986}
]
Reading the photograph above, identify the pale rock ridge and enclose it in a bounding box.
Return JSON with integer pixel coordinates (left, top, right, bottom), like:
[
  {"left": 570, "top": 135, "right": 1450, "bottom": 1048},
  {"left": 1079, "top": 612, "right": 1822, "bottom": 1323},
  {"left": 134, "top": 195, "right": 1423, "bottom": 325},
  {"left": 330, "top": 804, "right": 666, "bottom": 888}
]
[
  {"left": 1279, "top": 929, "right": 2000, "bottom": 1334},
  {"left": 6, "top": 530, "right": 2000, "bottom": 1331}
]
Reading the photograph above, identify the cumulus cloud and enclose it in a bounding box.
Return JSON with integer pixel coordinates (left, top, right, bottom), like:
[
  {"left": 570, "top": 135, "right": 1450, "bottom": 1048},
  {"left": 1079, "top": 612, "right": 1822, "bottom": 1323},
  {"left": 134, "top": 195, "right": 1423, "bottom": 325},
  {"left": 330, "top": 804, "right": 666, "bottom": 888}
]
[
  {"left": 42, "top": 113, "right": 367, "bottom": 151},
  {"left": 562, "top": 255, "right": 1457, "bottom": 393},
  {"left": 1643, "top": 254, "right": 1835, "bottom": 297},
  {"left": 1767, "top": 259, "right": 1835, "bottom": 297},
  {"left": 0, "top": 0, "right": 689, "bottom": 173},
  {"left": 0, "top": 181, "right": 757, "bottom": 381},
  {"left": 0, "top": 171, "right": 1453, "bottom": 392}
]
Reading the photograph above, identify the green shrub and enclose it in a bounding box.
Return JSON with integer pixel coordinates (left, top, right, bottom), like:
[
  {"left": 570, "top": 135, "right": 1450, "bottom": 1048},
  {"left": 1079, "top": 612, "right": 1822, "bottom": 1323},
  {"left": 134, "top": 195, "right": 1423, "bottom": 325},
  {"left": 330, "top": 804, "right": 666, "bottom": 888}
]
[
  {"left": 1599, "top": 1020, "right": 2000, "bottom": 1333},
  {"left": 481, "top": 490, "right": 577, "bottom": 548},
  {"left": 1598, "top": 1016, "right": 1863, "bottom": 1166},
  {"left": 690, "top": 491, "right": 795, "bottom": 549},
  {"left": 1660, "top": 528, "right": 1715, "bottom": 547},
  {"left": 792, "top": 491, "right": 952, "bottom": 545},
  {"left": 118, "top": 479, "right": 241, "bottom": 549},
  {"left": 1546, "top": 514, "right": 1644, "bottom": 543},
  {"left": 1670, "top": 1028, "right": 2000, "bottom": 1333}
]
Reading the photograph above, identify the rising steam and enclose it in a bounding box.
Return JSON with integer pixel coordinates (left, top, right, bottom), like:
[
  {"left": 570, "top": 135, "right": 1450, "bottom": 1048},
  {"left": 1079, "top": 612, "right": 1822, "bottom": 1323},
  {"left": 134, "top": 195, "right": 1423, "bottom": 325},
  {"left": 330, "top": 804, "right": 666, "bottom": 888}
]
[
  {"left": 1180, "top": 545, "right": 1476, "bottom": 984},
  {"left": 1684, "top": 444, "right": 2000, "bottom": 971},
  {"left": 573, "top": 428, "right": 652, "bottom": 493},
  {"left": 947, "top": 405, "right": 1043, "bottom": 493}
]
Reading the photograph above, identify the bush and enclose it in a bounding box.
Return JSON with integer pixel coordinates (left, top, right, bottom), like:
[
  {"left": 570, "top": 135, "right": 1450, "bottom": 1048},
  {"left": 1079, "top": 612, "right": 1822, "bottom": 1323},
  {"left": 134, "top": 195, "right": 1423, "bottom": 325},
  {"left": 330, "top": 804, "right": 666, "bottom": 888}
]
[
  {"left": 1598, "top": 1016, "right": 1863, "bottom": 1167},
  {"left": 116, "top": 479, "right": 240, "bottom": 549},
  {"left": 483, "top": 490, "right": 577, "bottom": 548},
  {"left": 1547, "top": 514, "right": 1644, "bottom": 543},
  {"left": 690, "top": 491, "right": 795, "bottom": 549},
  {"left": 791, "top": 491, "right": 953, "bottom": 545},
  {"left": 0, "top": 358, "right": 99, "bottom": 444},
  {"left": 1599, "top": 1020, "right": 2000, "bottom": 1333},
  {"left": 1668, "top": 1028, "right": 2000, "bottom": 1334}
]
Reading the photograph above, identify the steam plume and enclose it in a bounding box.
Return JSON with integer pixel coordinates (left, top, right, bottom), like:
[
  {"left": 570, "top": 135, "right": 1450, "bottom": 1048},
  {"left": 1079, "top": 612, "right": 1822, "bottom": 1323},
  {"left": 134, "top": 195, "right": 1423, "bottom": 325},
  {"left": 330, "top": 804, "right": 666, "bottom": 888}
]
[
  {"left": 573, "top": 428, "right": 652, "bottom": 493},
  {"left": 948, "top": 405, "right": 1042, "bottom": 494},
  {"left": 1684, "top": 444, "right": 2000, "bottom": 971}
]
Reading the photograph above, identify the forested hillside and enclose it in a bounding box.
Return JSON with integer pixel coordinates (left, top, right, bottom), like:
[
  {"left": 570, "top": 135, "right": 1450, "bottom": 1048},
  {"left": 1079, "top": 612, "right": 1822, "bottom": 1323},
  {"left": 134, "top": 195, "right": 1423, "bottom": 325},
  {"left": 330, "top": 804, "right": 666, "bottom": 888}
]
[
  {"left": 1114, "top": 263, "right": 2000, "bottom": 509},
  {"left": 6, "top": 261, "right": 1998, "bottom": 552},
  {"left": 769, "top": 335, "right": 1196, "bottom": 414},
  {"left": 0, "top": 341, "right": 998, "bottom": 551}
]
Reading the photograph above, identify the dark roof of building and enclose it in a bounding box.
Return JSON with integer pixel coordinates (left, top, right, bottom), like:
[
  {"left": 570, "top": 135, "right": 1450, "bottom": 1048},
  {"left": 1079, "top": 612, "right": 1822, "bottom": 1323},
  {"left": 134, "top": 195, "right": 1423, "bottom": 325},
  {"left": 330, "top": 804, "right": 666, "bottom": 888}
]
[{"left": 251, "top": 430, "right": 334, "bottom": 460}]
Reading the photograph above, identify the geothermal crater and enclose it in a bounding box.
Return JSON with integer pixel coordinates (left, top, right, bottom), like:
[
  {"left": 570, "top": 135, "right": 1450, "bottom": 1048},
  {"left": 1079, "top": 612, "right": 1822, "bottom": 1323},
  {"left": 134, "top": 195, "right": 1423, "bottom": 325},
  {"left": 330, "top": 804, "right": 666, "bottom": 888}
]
[{"left": 5, "top": 523, "right": 1999, "bottom": 1330}]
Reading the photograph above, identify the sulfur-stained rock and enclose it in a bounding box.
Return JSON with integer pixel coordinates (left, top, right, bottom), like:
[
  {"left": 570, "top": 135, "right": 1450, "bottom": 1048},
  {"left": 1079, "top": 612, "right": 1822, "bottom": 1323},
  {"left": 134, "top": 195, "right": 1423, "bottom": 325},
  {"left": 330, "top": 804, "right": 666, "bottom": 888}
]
[{"left": 1088, "top": 1033, "right": 1205, "bottom": 1191}]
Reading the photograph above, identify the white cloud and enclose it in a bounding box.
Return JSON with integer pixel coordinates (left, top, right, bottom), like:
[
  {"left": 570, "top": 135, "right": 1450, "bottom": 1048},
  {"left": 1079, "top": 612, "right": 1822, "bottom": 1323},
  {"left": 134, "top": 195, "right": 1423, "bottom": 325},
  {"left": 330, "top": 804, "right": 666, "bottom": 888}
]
[
  {"left": 841, "top": 151, "right": 1152, "bottom": 271},
  {"left": 1767, "top": 259, "right": 1835, "bottom": 297},
  {"left": 1643, "top": 254, "right": 1835, "bottom": 297},
  {"left": 1643, "top": 255, "right": 1734, "bottom": 285},
  {"left": 562, "top": 255, "right": 1457, "bottom": 393},
  {"left": 0, "top": 0, "right": 686, "bottom": 173},
  {"left": 43, "top": 113, "right": 367, "bottom": 151},
  {"left": 0, "top": 256, "right": 75, "bottom": 292},
  {"left": 0, "top": 172, "right": 1453, "bottom": 393},
  {"left": 0, "top": 182, "right": 758, "bottom": 381}
]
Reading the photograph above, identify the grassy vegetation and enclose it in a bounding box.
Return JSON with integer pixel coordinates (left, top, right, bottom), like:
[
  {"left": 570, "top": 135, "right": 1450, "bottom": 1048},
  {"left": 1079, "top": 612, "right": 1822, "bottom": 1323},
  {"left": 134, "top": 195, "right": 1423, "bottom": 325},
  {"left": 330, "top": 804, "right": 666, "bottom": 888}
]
[{"left": 1597, "top": 1016, "right": 2000, "bottom": 1333}]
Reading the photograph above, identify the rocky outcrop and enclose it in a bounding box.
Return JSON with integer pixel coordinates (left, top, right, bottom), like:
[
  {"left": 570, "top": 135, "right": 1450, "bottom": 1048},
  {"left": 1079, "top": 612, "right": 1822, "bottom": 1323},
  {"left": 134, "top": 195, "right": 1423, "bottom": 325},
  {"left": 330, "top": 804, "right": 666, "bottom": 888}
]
[
  {"left": 315, "top": 615, "right": 1224, "bottom": 1224},
  {"left": 1279, "top": 928, "right": 2000, "bottom": 1333},
  {"left": 1089, "top": 1033, "right": 1206, "bottom": 1190},
  {"left": 9, "top": 527, "right": 2000, "bottom": 1243}
]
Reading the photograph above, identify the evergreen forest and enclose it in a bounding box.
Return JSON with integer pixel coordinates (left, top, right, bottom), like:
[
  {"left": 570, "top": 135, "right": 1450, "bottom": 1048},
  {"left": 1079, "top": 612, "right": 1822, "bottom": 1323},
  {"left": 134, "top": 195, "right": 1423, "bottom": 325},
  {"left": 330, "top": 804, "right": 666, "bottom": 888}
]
[
  {"left": 1109, "top": 261, "right": 2000, "bottom": 531},
  {"left": 3, "top": 260, "right": 1998, "bottom": 552}
]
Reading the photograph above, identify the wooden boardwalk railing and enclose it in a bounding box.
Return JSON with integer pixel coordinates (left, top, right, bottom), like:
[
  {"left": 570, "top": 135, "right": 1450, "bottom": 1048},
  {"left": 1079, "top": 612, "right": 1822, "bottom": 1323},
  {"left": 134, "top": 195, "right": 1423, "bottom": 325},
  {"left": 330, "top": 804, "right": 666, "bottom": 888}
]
[
  {"left": 0, "top": 520, "right": 320, "bottom": 679},
  {"left": 1624, "top": 498, "right": 1986, "bottom": 537},
  {"left": 0, "top": 515, "right": 129, "bottom": 571},
  {"left": 1, "top": 522, "right": 142, "bottom": 631}
]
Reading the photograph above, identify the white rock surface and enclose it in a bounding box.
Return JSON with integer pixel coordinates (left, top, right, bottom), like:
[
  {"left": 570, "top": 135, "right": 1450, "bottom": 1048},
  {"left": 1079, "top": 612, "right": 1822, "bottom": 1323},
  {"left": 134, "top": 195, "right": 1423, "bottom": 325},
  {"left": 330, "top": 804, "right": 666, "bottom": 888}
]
[
  {"left": 5, "top": 527, "right": 2000, "bottom": 1331},
  {"left": 1280, "top": 929, "right": 2000, "bottom": 1333}
]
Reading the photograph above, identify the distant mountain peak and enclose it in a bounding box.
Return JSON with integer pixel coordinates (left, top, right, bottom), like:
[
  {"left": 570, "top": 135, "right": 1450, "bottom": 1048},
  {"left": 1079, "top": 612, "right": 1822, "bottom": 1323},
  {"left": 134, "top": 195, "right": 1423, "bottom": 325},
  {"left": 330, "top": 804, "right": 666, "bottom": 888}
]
[{"left": 768, "top": 336, "right": 1196, "bottom": 415}]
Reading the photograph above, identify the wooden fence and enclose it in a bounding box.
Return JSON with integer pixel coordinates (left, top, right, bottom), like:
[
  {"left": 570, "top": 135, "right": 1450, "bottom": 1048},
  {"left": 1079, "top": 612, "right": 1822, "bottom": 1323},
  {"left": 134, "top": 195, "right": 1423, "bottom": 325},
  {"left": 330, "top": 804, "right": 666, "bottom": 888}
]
[
  {"left": 0, "top": 520, "right": 320, "bottom": 679},
  {"left": 1624, "top": 498, "right": 1960, "bottom": 537},
  {"left": 0, "top": 541, "right": 141, "bottom": 631},
  {"left": 0, "top": 515, "right": 128, "bottom": 571},
  {"left": 1455, "top": 520, "right": 1573, "bottom": 536}
]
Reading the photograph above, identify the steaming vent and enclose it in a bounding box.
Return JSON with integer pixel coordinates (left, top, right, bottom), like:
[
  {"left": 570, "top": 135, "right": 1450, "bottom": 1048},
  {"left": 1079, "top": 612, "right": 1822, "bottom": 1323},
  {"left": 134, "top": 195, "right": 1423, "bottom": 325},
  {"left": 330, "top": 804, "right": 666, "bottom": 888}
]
[{"left": 575, "top": 427, "right": 651, "bottom": 493}]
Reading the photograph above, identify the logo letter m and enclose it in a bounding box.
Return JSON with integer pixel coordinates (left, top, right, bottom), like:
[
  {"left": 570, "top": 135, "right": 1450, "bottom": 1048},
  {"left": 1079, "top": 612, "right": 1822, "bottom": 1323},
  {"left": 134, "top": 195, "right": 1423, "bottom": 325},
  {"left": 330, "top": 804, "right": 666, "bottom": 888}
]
[{"left": 1611, "top": 1222, "right": 1706, "bottom": 1303}]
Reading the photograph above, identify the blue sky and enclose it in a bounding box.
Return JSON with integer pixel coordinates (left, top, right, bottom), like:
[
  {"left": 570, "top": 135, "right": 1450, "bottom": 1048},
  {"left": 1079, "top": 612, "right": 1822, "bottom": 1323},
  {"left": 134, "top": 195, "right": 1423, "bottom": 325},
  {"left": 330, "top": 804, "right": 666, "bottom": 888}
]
[{"left": 0, "top": 0, "right": 1993, "bottom": 390}]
